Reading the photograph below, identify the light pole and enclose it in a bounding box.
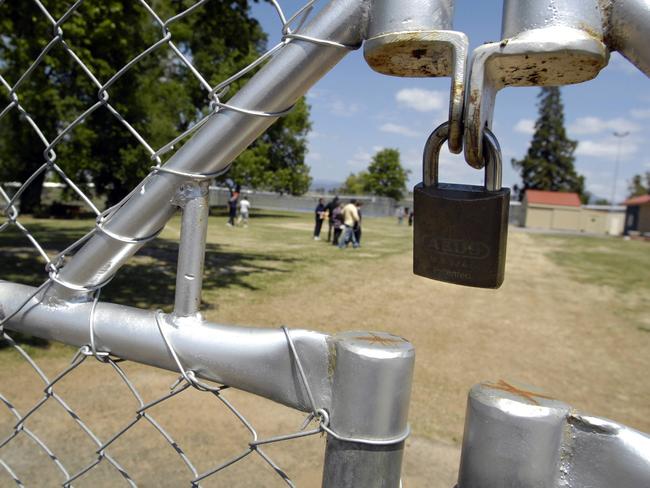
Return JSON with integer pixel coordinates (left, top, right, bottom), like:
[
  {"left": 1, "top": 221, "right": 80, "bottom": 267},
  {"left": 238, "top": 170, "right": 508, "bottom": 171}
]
[{"left": 610, "top": 131, "right": 630, "bottom": 207}]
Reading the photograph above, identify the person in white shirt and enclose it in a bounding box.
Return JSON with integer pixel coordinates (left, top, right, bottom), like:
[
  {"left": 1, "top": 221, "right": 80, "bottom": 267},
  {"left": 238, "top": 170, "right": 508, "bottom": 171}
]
[
  {"left": 238, "top": 196, "right": 251, "bottom": 227},
  {"left": 338, "top": 199, "right": 360, "bottom": 249}
]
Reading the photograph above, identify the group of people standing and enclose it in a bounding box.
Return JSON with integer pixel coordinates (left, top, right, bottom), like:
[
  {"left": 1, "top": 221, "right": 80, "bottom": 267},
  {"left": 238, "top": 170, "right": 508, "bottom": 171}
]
[
  {"left": 226, "top": 186, "right": 251, "bottom": 227},
  {"left": 314, "top": 196, "right": 363, "bottom": 249}
]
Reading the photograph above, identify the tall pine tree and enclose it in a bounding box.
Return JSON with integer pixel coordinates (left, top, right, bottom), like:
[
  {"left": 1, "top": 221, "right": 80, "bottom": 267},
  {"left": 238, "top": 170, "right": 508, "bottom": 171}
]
[
  {"left": 512, "top": 87, "right": 586, "bottom": 202},
  {"left": 627, "top": 172, "right": 650, "bottom": 198}
]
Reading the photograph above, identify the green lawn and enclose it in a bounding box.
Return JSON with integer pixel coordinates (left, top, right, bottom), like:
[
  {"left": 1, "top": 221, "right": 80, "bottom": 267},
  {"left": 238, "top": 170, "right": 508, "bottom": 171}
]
[
  {"left": 0, "top": 210, "right": 412, "bottom": 312},
  {"left": 2, "top": 216, "right": 648, "bottom": 338},
  {"left": 530, "top": 232, "right": 650, "bottom": 331},
  {"left": 532, "top": 233, "right": 650, "bottom": 294},
  {"left": 2, "top": 215, "right": 650, "bottom": 486}
]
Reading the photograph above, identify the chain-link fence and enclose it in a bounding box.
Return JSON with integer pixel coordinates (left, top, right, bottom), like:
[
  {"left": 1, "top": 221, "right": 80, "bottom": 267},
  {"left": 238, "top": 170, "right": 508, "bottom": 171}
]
[{"left": 0, "top": 1, "right": 413, "bottom": 486}]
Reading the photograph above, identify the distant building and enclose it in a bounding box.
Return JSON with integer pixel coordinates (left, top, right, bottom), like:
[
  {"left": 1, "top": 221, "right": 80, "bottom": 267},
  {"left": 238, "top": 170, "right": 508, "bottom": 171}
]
[
  {"left": 522, "top": 190, "right": 581, "bottom": 230},
  {"left": 521, "top": 190, "right": 625, "bottom": 235},
  {"left": 623, "top": 194, "right": 650, "bottom": 236}
]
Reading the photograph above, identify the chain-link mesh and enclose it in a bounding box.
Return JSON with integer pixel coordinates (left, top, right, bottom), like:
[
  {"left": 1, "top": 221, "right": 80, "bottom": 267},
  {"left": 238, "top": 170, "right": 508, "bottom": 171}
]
[{"left": 0, "top": 0, "right": 350, "bottom": 485}]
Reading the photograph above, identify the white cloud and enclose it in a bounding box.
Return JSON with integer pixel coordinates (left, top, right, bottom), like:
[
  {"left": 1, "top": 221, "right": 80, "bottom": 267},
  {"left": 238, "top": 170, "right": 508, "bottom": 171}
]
[
  {"left": 395, "top": 88, "right": 446, "bottom": 112},
  {"left": 575, "top": 139, "right": 639, "bottom": 158},
  {"left": 330, "top": 100, "right": 360, "bottom": 117},
  {"left": 347, "top": 148, "right": 372, "bottom": 168},
  {"left": 630, "top": 108, "right": 650, "bottom": 119},
  {"left": 514, "top": 118, "right": 535, "bottom": 135},
  {"left": 379, "top": 123, "right": 420, "bottom": 137},
  {"left": 568, "top": 116, "right": 640, "bottom": 135},
  {"left": 308, "top": 152, "right": 322, "bottom": 161}
]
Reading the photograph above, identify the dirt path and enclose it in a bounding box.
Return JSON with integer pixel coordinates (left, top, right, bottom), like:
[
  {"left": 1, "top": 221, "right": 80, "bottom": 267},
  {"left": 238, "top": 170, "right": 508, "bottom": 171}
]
[{"left": 209, "top": 230, "right": 650, "bottom": 441}]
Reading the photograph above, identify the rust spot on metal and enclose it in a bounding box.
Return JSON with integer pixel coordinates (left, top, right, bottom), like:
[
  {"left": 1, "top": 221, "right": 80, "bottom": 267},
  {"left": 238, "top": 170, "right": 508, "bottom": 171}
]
[
  {"left": 411, "top": 48, "right": 427, "bottom": 59},
  {"left": 567, "top": 414, "right": 618, "bottom": 435},
  {"left": 469, "top": 88, "right": 480, "bottom": 105},
  {"left": 578, "top": 22, "right": 604, "bottom": 43},
  {"left": 327, "top": 340, "right": 337, "bottom": 380},
  {"left": 482, "top": 379, "right": 556, "bottom": 406},
  {"left": 364, "top": 33, "right": 453, "bottom": 78},
  {"left": 353, "top": 333, "right": 405, "bottom": 347}
]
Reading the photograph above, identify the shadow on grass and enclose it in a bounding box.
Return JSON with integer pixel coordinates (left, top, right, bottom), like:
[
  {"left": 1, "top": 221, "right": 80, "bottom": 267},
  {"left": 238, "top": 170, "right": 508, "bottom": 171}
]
[{"left": 1, "top": 221, "right": 299, "bottom": 316}]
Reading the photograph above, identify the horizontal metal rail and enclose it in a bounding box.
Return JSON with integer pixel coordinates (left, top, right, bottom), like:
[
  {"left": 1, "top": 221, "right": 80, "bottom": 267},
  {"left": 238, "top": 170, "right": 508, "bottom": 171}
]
[
  {"left": 1, "top": 280, "right": 415, "bottom": 487},
  {"left": 1, "top": 281, "right": 330, "bottom": 412}
]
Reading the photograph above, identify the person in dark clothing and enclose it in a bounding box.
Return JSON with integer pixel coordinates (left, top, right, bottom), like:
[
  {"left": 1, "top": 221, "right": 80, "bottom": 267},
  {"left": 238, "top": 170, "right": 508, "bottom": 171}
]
[
  {"left": 227, "top": 189, "right": 239, "bottom": 226},
  {"left": 331, "top": 202, "right": 344, "bottom": 246},
  {"left": 313, "top": 198, "right": 326, "bottom": 240},
  {"left": 331, "top": 201, "right": 344, "bottom": 246},
  {"left": 408, "top": 209, "right": 414, "bottom": 226},
  {"left": 324, "top": 196, "right": 339, "bottom": 242},
  {"left": 354, "top": 201, "right": 363, "bottom": 246}
]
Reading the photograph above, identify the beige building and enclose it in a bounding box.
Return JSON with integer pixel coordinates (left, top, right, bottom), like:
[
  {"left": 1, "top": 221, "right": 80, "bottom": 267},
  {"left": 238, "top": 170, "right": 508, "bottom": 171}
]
[{"left": 521, "top": 190, "right": 625, "bottom": 235}]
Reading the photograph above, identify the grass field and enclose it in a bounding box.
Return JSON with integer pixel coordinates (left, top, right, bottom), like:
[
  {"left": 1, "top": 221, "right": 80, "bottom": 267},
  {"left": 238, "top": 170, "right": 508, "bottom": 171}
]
[{"left": 1, "top": 211, "right": 649, "bottom": 487}]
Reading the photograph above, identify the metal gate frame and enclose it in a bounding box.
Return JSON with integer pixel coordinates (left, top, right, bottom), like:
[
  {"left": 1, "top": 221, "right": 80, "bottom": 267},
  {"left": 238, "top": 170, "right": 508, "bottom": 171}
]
[{"left": 1, "top": 0, "right": 650, "bottom": 486}]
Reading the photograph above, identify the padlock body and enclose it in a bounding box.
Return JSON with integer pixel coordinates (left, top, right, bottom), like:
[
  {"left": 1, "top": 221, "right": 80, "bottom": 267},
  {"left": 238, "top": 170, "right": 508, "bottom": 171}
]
[{"left": 413, "top": 182, "right": 510, "bottom": 288}]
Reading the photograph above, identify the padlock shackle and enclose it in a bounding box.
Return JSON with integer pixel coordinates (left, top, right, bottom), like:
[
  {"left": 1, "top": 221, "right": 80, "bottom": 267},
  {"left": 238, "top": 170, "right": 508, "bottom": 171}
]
[
  {"left": 423, "top": 122, "right": 449, "bottom": 188},
  {"left": 423, "top": 121, "right": 502, "bottom": 191},
  {"left": 483, "top": 129, "right": 502, "bottom": 191}
]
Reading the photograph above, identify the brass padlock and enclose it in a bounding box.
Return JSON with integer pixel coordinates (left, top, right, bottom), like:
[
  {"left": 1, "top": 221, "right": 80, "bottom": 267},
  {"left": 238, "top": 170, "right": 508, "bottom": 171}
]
[{"left": 413, "top": 122, "right": 510, "bottom": 288}]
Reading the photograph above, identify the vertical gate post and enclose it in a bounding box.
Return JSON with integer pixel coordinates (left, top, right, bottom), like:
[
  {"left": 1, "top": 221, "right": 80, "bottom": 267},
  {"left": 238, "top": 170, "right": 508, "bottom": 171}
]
[
  {"left": 322, "top": 331, "right": 414, "bottom": 488},
  {"left": 174, "top": 181, "right": 210, "bottom": 317}
]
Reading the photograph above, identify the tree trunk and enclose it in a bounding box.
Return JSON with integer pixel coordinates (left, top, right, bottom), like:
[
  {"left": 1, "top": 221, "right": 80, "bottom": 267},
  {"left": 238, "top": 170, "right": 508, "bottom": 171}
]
[{"left": 16, "top": 170, "right": 45, "bottom": 215}]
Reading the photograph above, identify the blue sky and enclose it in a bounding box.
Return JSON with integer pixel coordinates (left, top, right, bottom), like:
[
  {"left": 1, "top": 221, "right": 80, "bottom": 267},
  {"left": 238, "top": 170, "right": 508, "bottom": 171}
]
[{"left": 251, "top": 1, "right": 650, "bottom": 202}]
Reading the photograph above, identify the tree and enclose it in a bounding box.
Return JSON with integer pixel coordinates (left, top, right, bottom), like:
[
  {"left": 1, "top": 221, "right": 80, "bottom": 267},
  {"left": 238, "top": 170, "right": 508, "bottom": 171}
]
[
  {"left": 512, "top": 87, "right": 586, "bottom": 202},
  {"left": 339, "top": 171, "right": 369, "bottom": 195},
  {"left": 226, "top": 97, "right": 312, "bottom": 195},
  {"left": 627, "top": 172, "right": 650, "bottom": 198},
  {"left": 0, "top": 2, "right": 186, "bottom": 210},
  {"left": 0, "top": 0, "right": 313, "bottom": 212},
  {"left": 364, "top": 148, "right": 410, "bottom": 201},
  {"left": 173, "top": 0, "right": 312, "bottom": 195},
  {"left": 339, "top": 149, "right": 409, "bottom": 200}
]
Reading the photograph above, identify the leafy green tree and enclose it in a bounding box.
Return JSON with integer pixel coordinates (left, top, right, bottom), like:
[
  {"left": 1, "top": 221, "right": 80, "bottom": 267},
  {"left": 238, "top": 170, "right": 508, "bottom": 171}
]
[
  {"left": 340, "top": 149, "right": 409, "bottom": 200},
  {"left": 627, "top": 172, "right": 650, "bottom": 198},
  {"left": 0, "top": 0, "right": 313, "bottom": 212},
  {"left": 364, "top": 148, "right": 410, "bottom": 201},
  {"left": 340, "top": 171, "right": 369, "bottom": 195},
  {"left": 0, "top": 2, "right": 184, "bottom": 210},
  {"left": 227, "top": 98, "right": 312, "bottom": 195},
  {"left": 512, "top": 87, "right": 585, "bottom": 201}
]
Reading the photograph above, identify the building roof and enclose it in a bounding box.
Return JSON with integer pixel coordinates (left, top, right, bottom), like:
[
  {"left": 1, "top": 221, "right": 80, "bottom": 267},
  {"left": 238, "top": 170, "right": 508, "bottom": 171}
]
[
  {"left": 623, "top": 194, "right": 650, "bottom": 206},
  {"left": 526, "top": 190, "right": 581, "bottom": 207}
]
